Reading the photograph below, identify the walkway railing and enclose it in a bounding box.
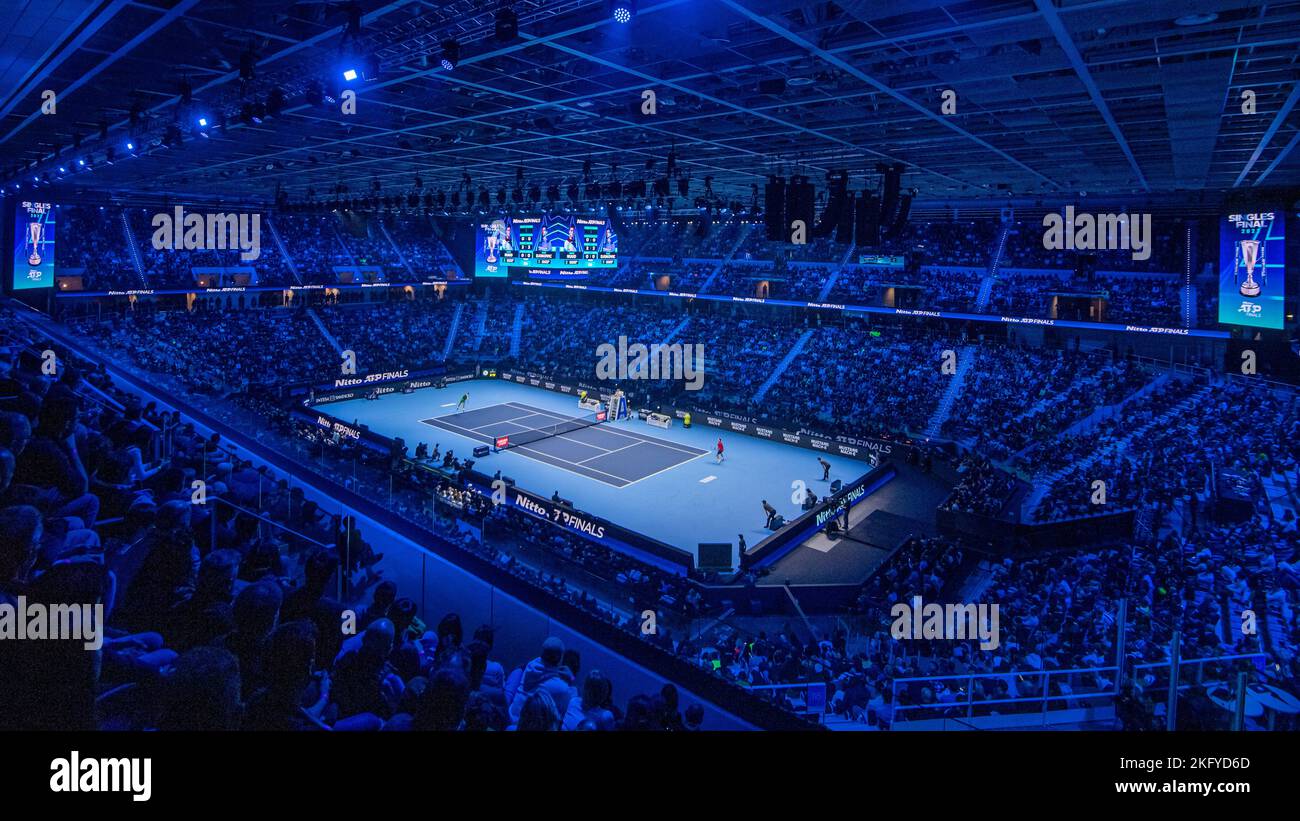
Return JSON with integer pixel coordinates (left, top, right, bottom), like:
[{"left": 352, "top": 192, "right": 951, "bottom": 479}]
[{"left": 889, "top": 653, "right": 1267, "bottom": 730}]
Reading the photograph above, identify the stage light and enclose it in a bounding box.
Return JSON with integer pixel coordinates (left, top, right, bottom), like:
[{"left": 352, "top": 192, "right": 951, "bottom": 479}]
[
  {"left": 343, "top": 68, "right": 358, "bottom": 82},
  {"left": 77, "top": 159, "right": 85, "bottom": 166},
  {"left": 610, "top": 0, "right": 636, "bottom": 23},
  {"left": 198, "top": 117, "right": 208, "bottom": 127},
  {"left": 440, "top": 39, "right": 460, "bottom": 71},
  {"left": 126, "top": 141, "right": 135, "bottom": 151}
]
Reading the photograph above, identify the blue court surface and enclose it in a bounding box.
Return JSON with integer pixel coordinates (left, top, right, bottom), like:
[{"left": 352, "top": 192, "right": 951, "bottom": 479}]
[
  {"left": 423, "top": 401, "right": 706, "bottom": 487},
  {"left": 326, "top": 379, "right": 867, "bottom": 553}
]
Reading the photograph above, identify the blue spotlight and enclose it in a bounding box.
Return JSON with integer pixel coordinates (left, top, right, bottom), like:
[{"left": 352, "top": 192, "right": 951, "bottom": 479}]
[{"left": 610, "top": 0, "right": 635, "bottom": 23}]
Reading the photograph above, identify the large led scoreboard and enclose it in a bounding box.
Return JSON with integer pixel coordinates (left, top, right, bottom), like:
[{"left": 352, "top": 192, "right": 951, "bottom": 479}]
[{"left": 475, "top": 214, "right": 617, "bottom": 278}]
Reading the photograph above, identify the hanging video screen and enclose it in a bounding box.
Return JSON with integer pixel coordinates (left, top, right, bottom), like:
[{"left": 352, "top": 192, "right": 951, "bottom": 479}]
[
  {"left": 12, "top": 201, "right": 55, "bottom": 290},
  {"left": 1218, "top": 210, "right": 1285, "bottom": 330},
  {"left": 474, "top": 214, "right": 618, "bottom": 277}
]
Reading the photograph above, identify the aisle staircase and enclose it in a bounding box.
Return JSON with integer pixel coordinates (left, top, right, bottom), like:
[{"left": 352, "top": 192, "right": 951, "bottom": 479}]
[
  {"left": 509, "top": 303, "right": 525, "bottom": 358},
  {"left": 265, "top": 217, "right": 302, "bottom": 283},
  {"left": 663, "top": 316, "right": 691, "bottom": 345},
  {"left": 974, "top": 224, "right": 1010, "bottom": 311},
  {"left": 119, "top": 212, "right": 148, "bottom": 288},
  {"left": 307, "top": 308, "right": 344, "bottom": 355},
  {"left": 379, "top": 219, "right": 416, "bottom": 280},
  {"left": 332, "top": 223, "right": 358, "bottom": 267},
  {"left": 470, "top": 300, "right": 489, "bottom": 353},
  {"left": 923, "top": 345, "right": 974, "bottom": 438},
  {"left": 1022, "top": 382, "right": 1212, "bottom": 517},
  {"left": 441, "top": 302, "right": 464, "bottom": 360},
  {"left": 753, "top": 328, "right": 814, "bottom": 403},
  {"left": 697, "top": 223, "right": 754, "bottom": 293},
  {"left": 816, "top": 242, "right": 858, "bottom": 302}
]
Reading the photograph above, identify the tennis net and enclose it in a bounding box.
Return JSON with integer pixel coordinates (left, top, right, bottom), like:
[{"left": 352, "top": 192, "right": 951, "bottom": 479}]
[{"left": 492, "top": 408, "right": 607, "bottom": 451}]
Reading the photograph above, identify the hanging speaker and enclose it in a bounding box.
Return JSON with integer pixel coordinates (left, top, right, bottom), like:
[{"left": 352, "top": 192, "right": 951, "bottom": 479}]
[
  {"left": 784, "top": 176, "right": 815, "bottom": 243},
  {"left": 855, "top": 194, "right": 881, "bottom": 248},
  {"left": 888, "top": 192, "right": 913, "bottom": 237},
  {"left": 836, "top": 193, "right": 856, "bottom": 244},
  {"left": 764, "top": 176, "right": 786, "bottom": 241}
]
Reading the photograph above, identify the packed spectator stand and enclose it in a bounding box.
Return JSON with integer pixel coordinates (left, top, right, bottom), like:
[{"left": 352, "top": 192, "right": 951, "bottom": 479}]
[{"left": 11, "top": 204, "right": 1297, "bottom": 731}]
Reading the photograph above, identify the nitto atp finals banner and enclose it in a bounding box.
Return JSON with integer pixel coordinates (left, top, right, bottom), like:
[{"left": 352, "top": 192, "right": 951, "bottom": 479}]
[
  {"left": 13, "top": 201, "right": 55, "bottom": 290},
  {"left": 1218, "top": 210, "right": 1285, "bottom": 330}
]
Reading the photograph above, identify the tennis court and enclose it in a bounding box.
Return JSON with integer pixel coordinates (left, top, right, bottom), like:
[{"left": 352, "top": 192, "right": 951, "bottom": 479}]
[{"left": 422, "top": 401, "right": 707, "bottom": 488}]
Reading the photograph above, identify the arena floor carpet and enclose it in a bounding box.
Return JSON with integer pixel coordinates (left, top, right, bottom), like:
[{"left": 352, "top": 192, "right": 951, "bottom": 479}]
[{"left": 324, "top": 379, "right": 869, "bottom": 554}]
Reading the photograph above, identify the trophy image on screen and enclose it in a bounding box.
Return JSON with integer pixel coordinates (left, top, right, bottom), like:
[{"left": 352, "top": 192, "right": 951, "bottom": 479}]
[
  {"left": 1237, "top": 238, "right": 1264, "bottom": 297},
  {"left": 485, "top": 219, "right": 505, "bottom": 264},
  {"left": 27, "top": 220, "right": 44, "bottom": 266}
]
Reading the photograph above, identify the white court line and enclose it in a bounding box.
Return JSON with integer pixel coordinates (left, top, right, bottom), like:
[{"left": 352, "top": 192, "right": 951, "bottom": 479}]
[
  {"left": 431, "top": 408, "right": 562, "bottom": 437},
  {"left": 507, "top": 442, "right": 636, "bottom": 485},
  {"left": 615, "top": 450, "right": 710, "bottom": 488},
  {"left": 700, "top": 475, "right": 717, "bottom": 483},
  {"left": 430, "top": 402, "right": 708, "bottom": 488},
  {"left": 502, "top": 401, "right": 704, "bottom": 456},
  {"left": 576, "top": 441, "right": 641, "bottom": 464},
  {"left": 424, "top": 417, "right": 630, "bottom": 484},
  {"left": 421, "top": 417, "right": 492, "bottom": 441},
  {"left": 439, "top": 403, "right": 456, "bottom": 407}
]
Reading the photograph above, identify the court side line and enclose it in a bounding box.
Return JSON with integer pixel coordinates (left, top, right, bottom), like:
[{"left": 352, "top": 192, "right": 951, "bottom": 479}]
[
  {"left": 503, "top": 401, "right": 705, "bottom": 455},
  {"left": 425, "top": 405, "right": 705, "bottom": 488},
  {"left": 504, "top": 442, "right": 631, "bottom": 488},
  {"left": 614, "top": 449, "right": 710, "bottom": 488},
  {"left": 424, "top": 418, "right": 629, "bottom": 486},
  {"left": 575, "top": 440, "right": 641, "bottom": 464},
  {"left": 424, "top": 409, "right": 570, "bottom": 439},
  {"left": 427, "top": 414, "right": 633, "bottom": 485},
  {"left": 421, "top": 418, "right": 494, "bottom": 444},
  {"left": 451, "top": 408, "right": 555, "bottom": 430}
]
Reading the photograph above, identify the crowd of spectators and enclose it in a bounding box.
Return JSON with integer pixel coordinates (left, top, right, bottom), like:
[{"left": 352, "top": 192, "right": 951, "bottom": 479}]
[
  {"left": 28, "top": 273, "right": 1300, "bottom": 730},
  {"left": 1001, "top": 219, "right": 1183, "bottom": 274},
  {"left": 946, "top": 346, "right": 1155, "bottom": 461},
  {"left": 54, "top": 205, "right": 138, "bottom": 291},
  {"left": 1033, "top": 378, "right": 1300, "bottom": 523},
  {"left": 987, "top": 271, "right": 1184, "bottom": 327},
  {"left": 941, "top": 455, "right": 1018, "bottom": 518},
  {"left": 761, "top": 325, "right": 949, "bottom": 436},
  {"left": 49, "top": 205, "right": 1216, "bottom": 329},
  {"left": 0, "top": 306, "right": 724, "bottom": 731}
]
